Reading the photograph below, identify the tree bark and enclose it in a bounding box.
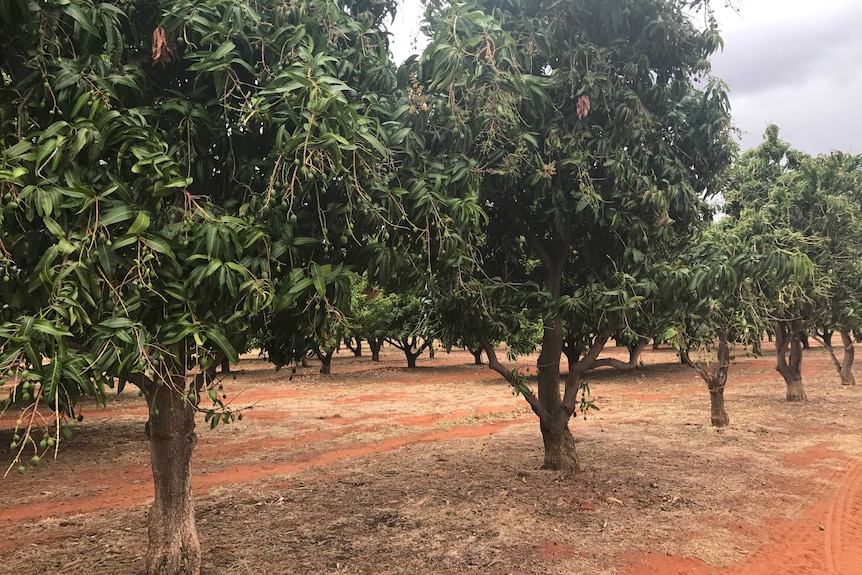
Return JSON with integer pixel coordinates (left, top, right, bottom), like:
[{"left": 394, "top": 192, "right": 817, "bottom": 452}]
[
  {"left": 470, "top": 348, "right": 483, "bottom": 365},
  {"left": 389, "top": 336, "right": 428, "bottom": 369},
  {"left": 368, "top": 337, "right": 382, "bottom": 362},
  {"left": 708, "top": 331, "right": 730, "bottom": 428},
  {"left": 344, "top": 337, "right": 362, "bottom": 357},
  {"left": 219, "top": 357, "right": 230, "bottom": 374},
  {"left": 709, "top": 387, "right": 729, "bottom": 427},
  {"left": 534, "top": 262, "right": 579, "bottom": 471},
  {"left": 144, "top": 371, "right": 201, "bottom": 575},
  {"left": 751, "top": 338, "right": 762, "bottom": 357},
  {"left": 540, "top": 415, "right": 578, "bottom": 471},
  {"left": 592, "top": 337, "right": 649, "bottom": 372},
  {"left": 315, "top": 348, "right": 334, "bottom": 375},
  {"left": 839, "top": 331, "right": 856, "bottom": 385},
  {"left": 687, "top": 332, "right": 730, "bottom": 427},
  {"left": 428, "top": 344, "right": 435, "bottom": 359},
  {"left": 679, "top": 347, "right": 693, "bottom": 367},
  {"left": 775, "top": 322, "right": 806, "bottom": 401}
]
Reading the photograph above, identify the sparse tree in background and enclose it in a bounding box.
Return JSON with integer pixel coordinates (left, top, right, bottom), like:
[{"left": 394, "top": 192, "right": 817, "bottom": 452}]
[
  {"left": 673, "top": 225, "right": 812, "bottom": 426},
  {"left": 794, "top": 152, "right": 862, "bottom": 386},
  {"left": 724, "top": 126, "right": 845, "bottom": 400}
]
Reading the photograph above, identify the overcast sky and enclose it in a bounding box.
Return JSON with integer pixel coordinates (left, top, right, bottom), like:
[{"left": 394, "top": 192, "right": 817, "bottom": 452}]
[{"left": 389, "top": 0, "right": 862, "bottom": 156}]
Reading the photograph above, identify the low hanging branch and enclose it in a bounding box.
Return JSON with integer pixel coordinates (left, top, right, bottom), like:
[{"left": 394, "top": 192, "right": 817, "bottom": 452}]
[
  {"left": 474, "top": 315, "right": 549, "bottom": 421},
  {"left": 591, "top": 336, "right": 651, "bottom": 372}
]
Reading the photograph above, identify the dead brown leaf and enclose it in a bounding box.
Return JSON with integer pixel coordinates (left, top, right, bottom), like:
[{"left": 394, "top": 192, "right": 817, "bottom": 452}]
[{"left": 152, "top": 27, "right": 175, "bottom": 65}]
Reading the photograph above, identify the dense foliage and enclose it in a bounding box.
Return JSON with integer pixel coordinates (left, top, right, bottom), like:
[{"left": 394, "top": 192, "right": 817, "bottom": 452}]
[{"left": 417, "top": 0, "right": 736, "bottom": 469}]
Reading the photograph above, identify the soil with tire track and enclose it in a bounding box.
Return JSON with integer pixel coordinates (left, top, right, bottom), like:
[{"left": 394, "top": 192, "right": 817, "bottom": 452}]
[{"left": 1, "top": 344, "right": 861, "bottom": 575}]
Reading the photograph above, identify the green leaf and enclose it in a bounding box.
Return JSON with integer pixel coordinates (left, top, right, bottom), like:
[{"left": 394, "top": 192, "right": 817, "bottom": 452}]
[
  {"left": 128, "top": 211, "right": 151, "bottom": 235},
  {"left": 203, "top": 329, "right": 239, "bottom": 364},
  {"left": 311, "top": 264, "right": 326, "bottom": 298},
  {"left": 100, "top": 317, "right": 134, "bottom": 329}
]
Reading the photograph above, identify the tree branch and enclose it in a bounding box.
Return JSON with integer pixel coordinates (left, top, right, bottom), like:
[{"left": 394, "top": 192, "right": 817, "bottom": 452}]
[
  {"left": 561, "top": 329, "right": 612, "bottom": 411},
  {"left": 474, "top": 315, "right": 549, "bottom": 421}
]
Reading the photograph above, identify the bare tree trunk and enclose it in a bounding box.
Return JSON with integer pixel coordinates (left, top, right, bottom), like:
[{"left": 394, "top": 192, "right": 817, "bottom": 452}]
[
  {"left": 709, "top": 387, "right": 729, "bottom": 427},
  {"left": 535, "top": 271, "right": 579, "bottom": 472},
  {"left": 679, "top": 347, "right": 693, "bottom": 367},
  {"left": 628, "top": 338, "right": 648, "bottom": 367},
  {"left": 219, "top": 357, "right": 230, "bottom": 374},
  {"left": 709, "top": 331, "right": 730, "bottom": 427},
  {"left": 428, "top": 344, "right": 435, "bottom": 359},
  {"left": 775, "top": 322, "right": 806, "bottom": 401},
  {"left": 470, "top": 348, "right": 483, "bottom": 365},
  {"left": 368, "top": 337, "right": 382, "bottom": 362},
  {"left": 315, "top": 348, "right": 334, "bottom": 375},
  {"left": 685, "top": 332, "right": 731, "bottom": 427},
  {"left": 390, "top": 337, "right": 429, "bottom": 369},
  {"left": 144, "top": 372, "right": 201, "bottom": 575},
  {"left": 811, "top": 329, "right": 856, "bottom": 386},
  {"left": 840, "top": 331, "right": 856, "bottom": 385},
  {"left": 814, "top": 329, "right": 842, "bottom": 380},
  {"left": 751, "top": 338, "right": 762, "bottom": 357},
  {"left": 344, "top": 337, "right": 363, "bottom": 357},
  {"left": 540, "top": 415, "right": 578, "bottom": 471}
]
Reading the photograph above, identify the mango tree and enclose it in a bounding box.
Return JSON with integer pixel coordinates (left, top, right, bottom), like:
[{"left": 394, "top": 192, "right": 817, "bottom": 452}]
[
  {"left": 795, "top": 152, "right": 862, "bottom": 386},
  {"left": 724, "top": 126, "right": 837, "bottom": 400},
  {"left": 419, "top": 0, "right": 734, "bottom": 470},
  {"left": 673, "top": 224, "right": 812, "bottom": 426},
  {"left": 0, "top": 0, "right": 406, "bottom": 573}
]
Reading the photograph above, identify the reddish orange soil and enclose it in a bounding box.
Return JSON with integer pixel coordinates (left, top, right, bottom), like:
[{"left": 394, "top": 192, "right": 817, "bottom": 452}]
[{"left": 1, "top": 344, "right": 861, "bottom": 575}]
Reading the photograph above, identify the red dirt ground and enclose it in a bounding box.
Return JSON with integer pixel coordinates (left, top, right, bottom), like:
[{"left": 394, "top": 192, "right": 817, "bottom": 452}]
[{"left": 1, "top": 344, "right": 861, "bottom": 575}]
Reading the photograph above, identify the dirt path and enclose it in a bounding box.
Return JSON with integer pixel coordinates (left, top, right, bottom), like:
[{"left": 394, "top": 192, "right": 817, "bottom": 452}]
[{"left": 1, "top": 346, "right": 861, "bottom": 575}]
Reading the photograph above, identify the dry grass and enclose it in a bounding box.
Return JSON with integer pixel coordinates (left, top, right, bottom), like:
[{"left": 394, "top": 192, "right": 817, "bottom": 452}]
[{"left": 0, "top": 346, "right": 860, "bottom": 575}]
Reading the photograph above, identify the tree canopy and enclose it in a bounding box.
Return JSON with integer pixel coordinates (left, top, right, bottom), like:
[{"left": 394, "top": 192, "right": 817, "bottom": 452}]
[{"left": 0, "top": 0, "right": 416, "bottom": 572}]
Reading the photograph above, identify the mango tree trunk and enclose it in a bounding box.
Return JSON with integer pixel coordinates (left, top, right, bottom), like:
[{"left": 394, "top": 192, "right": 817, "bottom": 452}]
[
  {"left": 540, "top": 413, "right": 578, "bottom": 471},
  {"left": 368, "top": 337, "right": 382, "bottom": 362},
  {"left": 709, "top": 387, "right": 729, "bottom": 427},
  {"left": 814, "top": 329, "right": 856, "bottom": 386},
  {"left": 709, "top": 331, "right": 731, "bottom": 427},
  {"left": 775, "top": 322, "right": 806, "bottom": 401},
  {"left": 144, "top": 372, "right": 200, "bottom": 575},
  {"left": 687, "top": 331, "right": 730, "bottom": 427},
  {"left": 345, "top": 337, "right": 363, "bottom": 357},
  {"left": 839, "top": 331, "right": 856, "bottom": 385},
  {"left": 470, "top": 348, "right": 483, "bottom": 365},
  {"left": 315, "top": 347, "right": 334, "bottom": 375},
  {"left": 535, "top": 316, "right": 578, "bottom": 471}
]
